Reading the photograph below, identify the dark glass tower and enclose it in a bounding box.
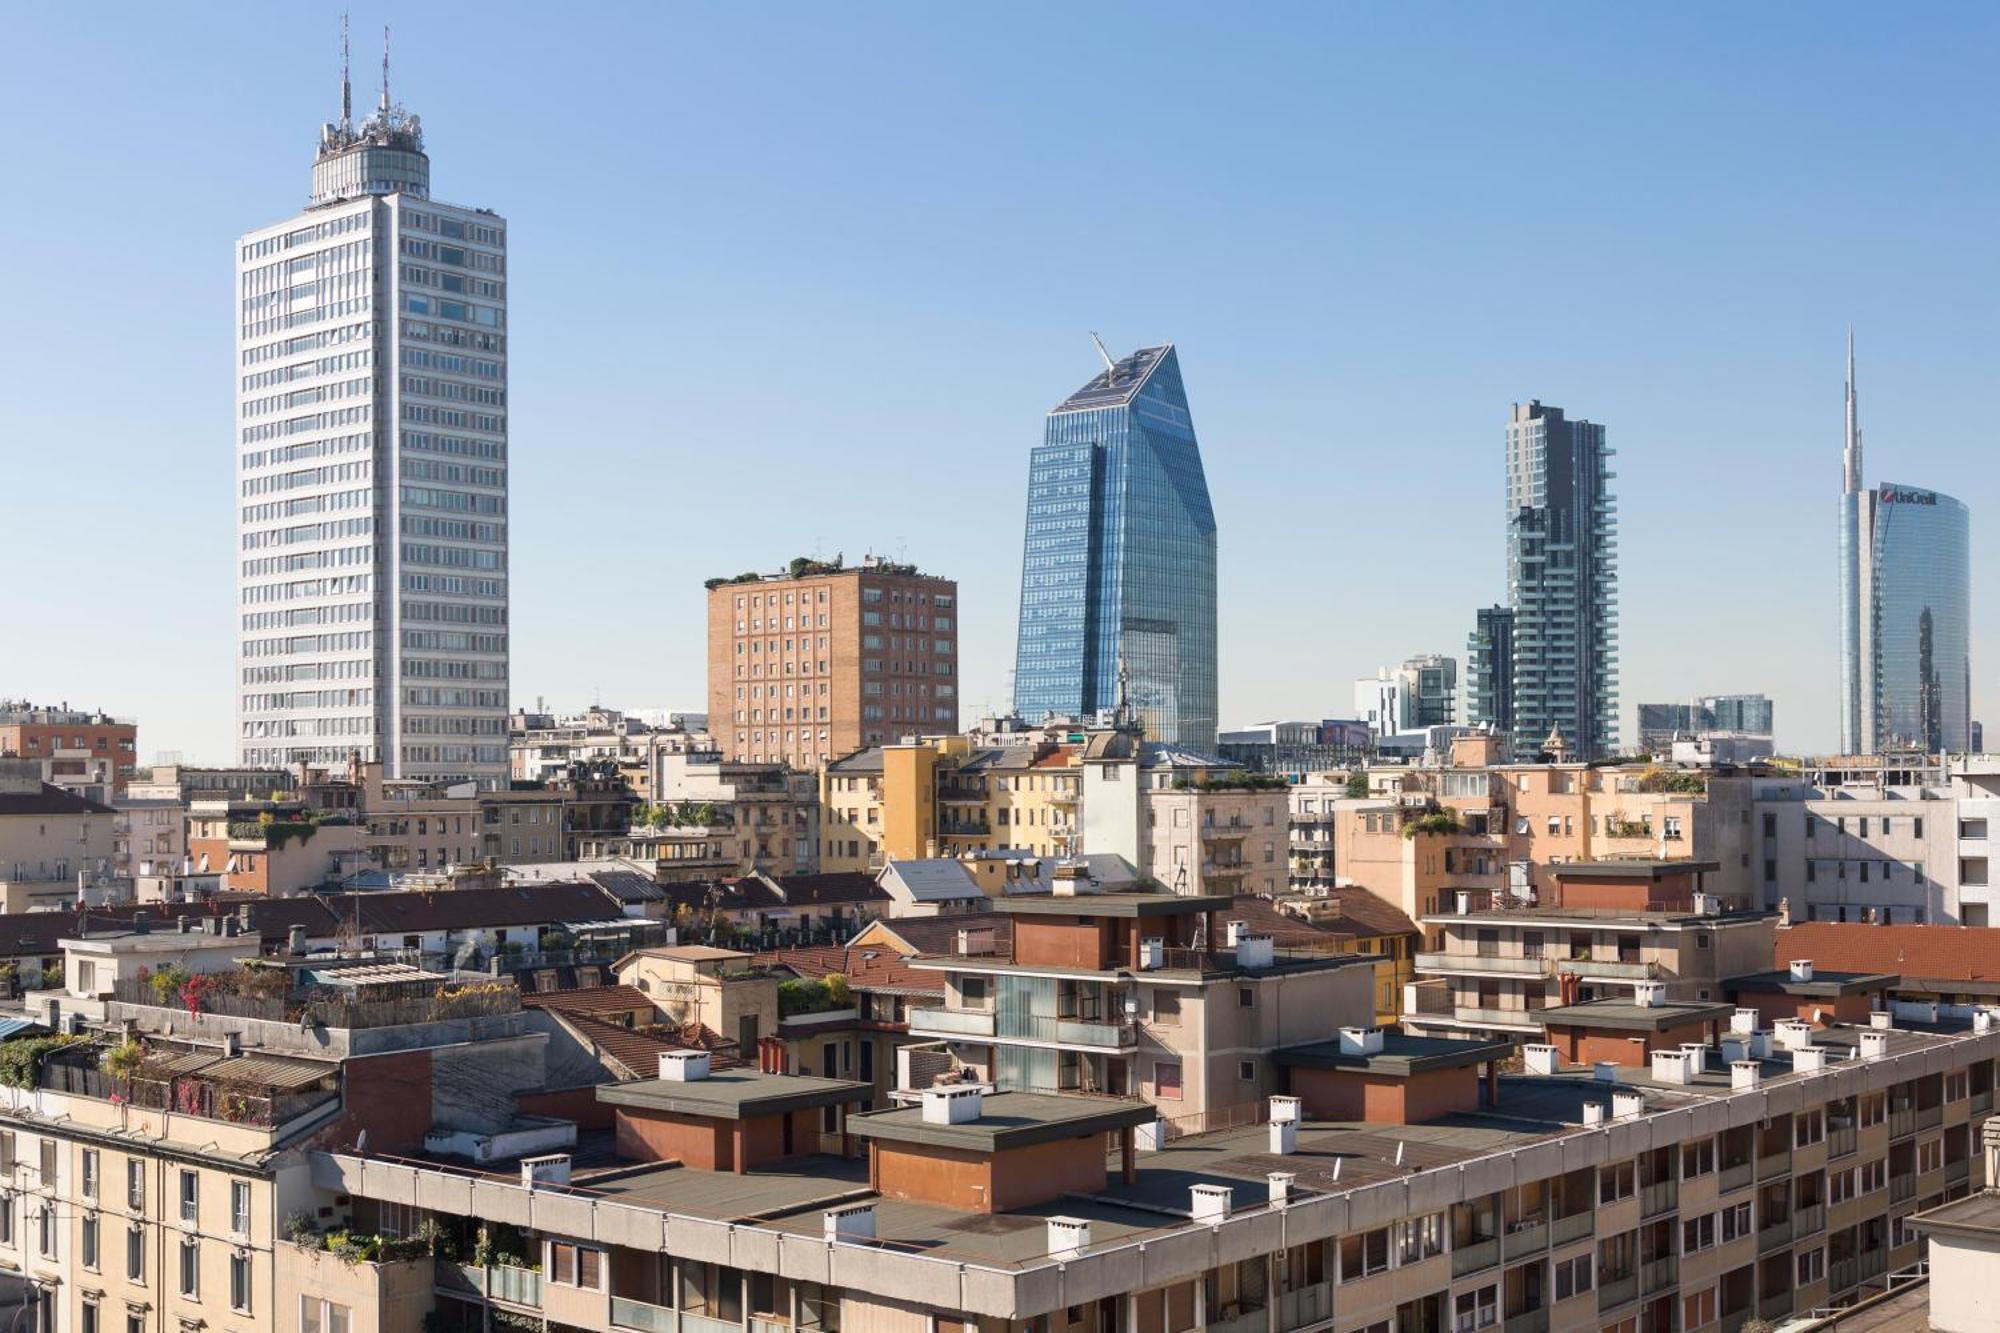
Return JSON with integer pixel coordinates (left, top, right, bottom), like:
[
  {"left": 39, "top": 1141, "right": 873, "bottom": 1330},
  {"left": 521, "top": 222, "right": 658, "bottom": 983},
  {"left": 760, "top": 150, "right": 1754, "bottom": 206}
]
[{"left": 1012, "top": 344, "right": 1217, "bottom": 750}]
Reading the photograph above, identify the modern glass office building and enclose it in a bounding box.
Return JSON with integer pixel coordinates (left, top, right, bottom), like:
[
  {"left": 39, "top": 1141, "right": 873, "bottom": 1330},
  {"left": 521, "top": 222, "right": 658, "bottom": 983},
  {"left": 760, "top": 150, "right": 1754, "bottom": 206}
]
[
  {"left": 1012, "top": 344, "right": 1217, "bottom": 750},
  {"left": 235, "top": 48, "right": 509, "bottom": 783},
  {"left": 1870, "top": 483, "right": 1971, "bottom": 752},
  {"left": 1838, "top": 339, "right": 1971, "bottom": 753}
]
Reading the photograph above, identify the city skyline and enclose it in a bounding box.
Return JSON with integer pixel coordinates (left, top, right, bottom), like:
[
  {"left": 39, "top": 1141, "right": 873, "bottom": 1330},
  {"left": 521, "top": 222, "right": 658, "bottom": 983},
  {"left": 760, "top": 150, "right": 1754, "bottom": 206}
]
[{"left": 7, "top": 6, "right": 2000, "bottom": 761}]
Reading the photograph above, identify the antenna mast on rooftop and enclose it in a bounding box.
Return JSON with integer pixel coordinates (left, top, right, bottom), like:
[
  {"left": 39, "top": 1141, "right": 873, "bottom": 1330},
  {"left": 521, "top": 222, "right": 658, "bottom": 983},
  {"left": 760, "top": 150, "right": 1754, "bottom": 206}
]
[
  {"left": 1089, "top": 331, "right": 1118, "bottom": 381},
  {"left": 340, "top": 14, "right": 353, "bottom": 130},
  {"left": 380, "top": 24, "right": 392, "bottom": 113}
]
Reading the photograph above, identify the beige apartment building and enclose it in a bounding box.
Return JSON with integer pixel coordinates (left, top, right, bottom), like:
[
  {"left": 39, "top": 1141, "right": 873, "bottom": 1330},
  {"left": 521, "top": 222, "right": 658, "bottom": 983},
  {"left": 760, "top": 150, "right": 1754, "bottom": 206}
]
[
  {"left": 707, "top": 555, "right": 958, "bottom": 769},
  {"left": 1, "top": 758, "right": 119, "bottom": 909},
  {"left": 820, "top": 735, "right": 1080, "bottom": 873}
]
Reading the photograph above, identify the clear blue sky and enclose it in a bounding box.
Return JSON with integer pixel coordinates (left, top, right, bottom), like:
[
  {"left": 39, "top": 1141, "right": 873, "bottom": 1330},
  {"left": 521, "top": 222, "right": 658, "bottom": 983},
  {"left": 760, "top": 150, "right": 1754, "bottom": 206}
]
[{"left": 4, "top": 3, "right": 1997, "bottom": 762}]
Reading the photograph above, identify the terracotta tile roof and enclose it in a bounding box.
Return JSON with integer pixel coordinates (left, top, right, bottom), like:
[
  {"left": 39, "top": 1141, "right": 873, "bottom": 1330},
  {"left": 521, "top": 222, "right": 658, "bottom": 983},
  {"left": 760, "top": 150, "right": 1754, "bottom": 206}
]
[
  {"left": 541, "top": 1009, "right": 742, "bottom": 1081},
  {"left": 1775, "top": 922, "right": 2000, "bottom": 985},
  {"left": 861, "top": 911, "right": 1014, "bottom": 957},
  {"left": 754, "top": 945, "right": 944, "bottom": 996},
  {"left": 519, "top": 984, "right": 654, "bottom": 1017},
  {"left": 0, "top": 784, "right": 115, "bottom": 817},
  {"left": 1225, "top": 895, "right": 1363, "bottom": 949},
  {"left": 1266, "top": 890, "right": 1420, "bottom": 941}
]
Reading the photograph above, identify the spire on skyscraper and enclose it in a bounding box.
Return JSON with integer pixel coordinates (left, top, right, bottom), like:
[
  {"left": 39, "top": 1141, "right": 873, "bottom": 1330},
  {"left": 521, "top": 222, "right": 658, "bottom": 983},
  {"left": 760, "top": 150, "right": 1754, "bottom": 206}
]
[
  {"left": 340, "top": 13, "right": 352, "bottom": 132},
  {"left": 1844, "top": 325, "right": 1863, "bottom": 495}
]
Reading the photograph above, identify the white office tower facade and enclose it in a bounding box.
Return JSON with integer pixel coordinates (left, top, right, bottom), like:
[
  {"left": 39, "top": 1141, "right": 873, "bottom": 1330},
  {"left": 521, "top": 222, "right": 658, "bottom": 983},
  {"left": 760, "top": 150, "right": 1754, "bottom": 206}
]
[{"left": 236, "top": 61, "right": 509, "bottom": 784}]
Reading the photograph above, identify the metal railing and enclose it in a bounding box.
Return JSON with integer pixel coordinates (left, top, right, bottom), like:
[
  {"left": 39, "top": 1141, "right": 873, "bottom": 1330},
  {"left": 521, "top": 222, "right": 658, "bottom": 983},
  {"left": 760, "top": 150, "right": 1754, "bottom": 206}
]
[
  {"left": 1415, "top": 952, "right": 1548, "bottom": 976},
  {"left": 1553, "top": 958, "right": 1657, "bottom": 980}
]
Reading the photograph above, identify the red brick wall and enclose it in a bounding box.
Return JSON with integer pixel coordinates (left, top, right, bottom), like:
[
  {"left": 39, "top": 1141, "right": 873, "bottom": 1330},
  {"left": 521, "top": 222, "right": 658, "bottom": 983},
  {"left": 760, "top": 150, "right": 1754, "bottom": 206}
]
[
  {"left": 1737, "top": 992, "right": 1872, "bottom": 1028},
  {"left": 518, "top": 1086, "right": 615, "bottom": 1131},
  {"left": 1551, "top": 1020, "right": 1711, "bottom": 1067},
  {"left": 615, "top": 1107, "right": 732, "bottom": 1170},
  {"left": 321, "top": 1049, "right": 434, "bottom": 1154},
  {"left": 1556, "top": 872, "right": 1696, "bottom": 911},
  {"left": 1288, "top": 1066, "right": 1479, "bottom": 1124}
]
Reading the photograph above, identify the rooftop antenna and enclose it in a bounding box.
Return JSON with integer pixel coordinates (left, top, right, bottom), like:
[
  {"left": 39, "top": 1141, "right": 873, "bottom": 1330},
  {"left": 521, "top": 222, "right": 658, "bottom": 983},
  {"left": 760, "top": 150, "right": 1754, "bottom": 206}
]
[
  {"left": 340, "top": 14, "right": 353, "bottom": 130},
  {"left": 379, "top": 24, "right": 392, "bottom": 114},
  {"left": 1089, "top": 331, "right": 1119, "bottom": 381}
]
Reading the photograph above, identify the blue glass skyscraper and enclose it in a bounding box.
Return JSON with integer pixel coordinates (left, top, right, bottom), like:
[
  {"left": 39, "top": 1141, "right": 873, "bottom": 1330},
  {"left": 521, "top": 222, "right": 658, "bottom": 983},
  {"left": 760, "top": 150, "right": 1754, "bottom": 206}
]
[{"left": 1012, "top": 344, "right": 1218, "bottom": 750}]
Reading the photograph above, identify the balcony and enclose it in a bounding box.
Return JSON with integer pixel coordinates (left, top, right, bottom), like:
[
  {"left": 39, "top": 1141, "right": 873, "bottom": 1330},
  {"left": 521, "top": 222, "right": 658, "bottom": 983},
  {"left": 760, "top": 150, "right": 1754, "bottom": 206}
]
[
  {"left": 1009, "top": 1014, "right": 1135, "bottom": 1049},
  {"left": 1889, "top": 1107, "right": 1917, "bottom": 1139},
  {"left": 1758, "top": 1216, "right": 1793, "bottom": 1254},
  {"left": 1274, "top": 1284, "right": 1332, "bottom": 1332},
  {"left": 1640, "top": 1256, "right": 1678, "bottom": 1295},
  {"left": 1829, "top": 1257, "right": 1859, "bottom": 1294},
  {"left": 1502, "top": 1219, "right": 1548, "bottom": 1260},
  {"left": 1974, "top": 1089, "right": 1993, "bottom": 1114},
  {"left": 1504, "top": 1311, "right": 1549, "bottom": 1333},
  {"left": 1416, "top": 952, "right": 1550, "bottom": 977},
  {"left": 1759, "top": 1292, "right": 1792, "bottom": 1323},
  {"left": 1551, "top": 1211, "right": 1594, "bottom": 1247},
  {"left": 1793, "top": 1203, "right": 1824, "bottom": 1238},
  {"left": 1719, "top": 1161, "right": 1753, "bottom": 1194},
  {"left": 1641, "top": 1179, "right": 1677, "bottom": 1219},
  {"left": 1828, "top": 1124, "right": 1857, "bottom": 1159},
  {"left": 1758, "top": 1151, "right": 1790, "bottom": 1181},
  {"left": 1452, "top": 1237, "right": 1501, "bottom": 1277},
  {"left": 611, "top": 1298, "right": 676, "bottom": 1333},
  {"left": 682, "top": 1315, "right": 745, "bottom": 1333},
  {"left": 1553, "top": 957, "right": 1658, "bottom": 981},
  {"left": 1206, "top": 1306, "right": 1266, "bottom": 1333},
  {"left": 1597, "top": 1275, "right": 1637, "bottom": 1313},
  {"left": 1947, "top": 1158, "right": 1971, "bottom": 1185},
  {"left": 1919, "top": 1104, "right": 1944, "bottom": 1130},
  {"left": 907, "top": 1006, "right": 996, "bottom": 1038},
  {"left": 1891, "top": 1173, "right": 1916, "bottom": 1203},
  {"left": 439, "top": 1261, "right": 543, "bottom": 1310}
]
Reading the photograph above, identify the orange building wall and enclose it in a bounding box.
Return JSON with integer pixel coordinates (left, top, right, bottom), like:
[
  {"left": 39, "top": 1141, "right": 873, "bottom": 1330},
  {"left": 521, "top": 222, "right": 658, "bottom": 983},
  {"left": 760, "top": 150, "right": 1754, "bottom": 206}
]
[
  {"left": 1736, "top": 992, "right": 1873, "bottom": 1028},
  {"left": 1015, "top": 918, "right": 1115, "bottom": 970},
  {"left": 1288, "top": 1065, "right": 1480, "bottom": 1124},
  {"left": 1549, "top": 1019, "right": 1712, "bottom": 1067},
  {"left": 615, "top": 1108, "right": 734, "bottom": 1170},
  {"left": 872, "top": 1134, "right": 1108, "bottom": 1212},
  {"left": 1556, "top": 874, "right": 1698, "bottom": 912}
]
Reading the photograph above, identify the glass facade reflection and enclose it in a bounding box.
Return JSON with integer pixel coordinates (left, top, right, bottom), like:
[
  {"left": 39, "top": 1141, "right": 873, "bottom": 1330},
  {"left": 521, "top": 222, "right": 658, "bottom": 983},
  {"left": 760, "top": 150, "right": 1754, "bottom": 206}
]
[
  {"left": 1869, "top": 483, "right": 1970, "bottom": 751},
  {"left": 1012, "top": 345, "right": 1217, "bottom": 750}
]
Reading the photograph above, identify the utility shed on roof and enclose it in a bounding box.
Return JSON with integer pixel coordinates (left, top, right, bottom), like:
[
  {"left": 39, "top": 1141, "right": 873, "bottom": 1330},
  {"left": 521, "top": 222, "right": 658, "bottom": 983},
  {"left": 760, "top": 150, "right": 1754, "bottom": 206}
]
[
  {"left": 846, "top": 1089, "right": 1157, "bottom": 1213},
  {"left": 1726, "top": 967, "right": 1898, "bottom": 1027},
  {"left": 1274, "top": 1030, "right": 1514, "bottom": 1124},
  {"left": 597, "top": 1066, "right": 868, "bottom": 1174},
  {"left": 1534, "top": 998, "right": 1736, "bottom": 1067}
]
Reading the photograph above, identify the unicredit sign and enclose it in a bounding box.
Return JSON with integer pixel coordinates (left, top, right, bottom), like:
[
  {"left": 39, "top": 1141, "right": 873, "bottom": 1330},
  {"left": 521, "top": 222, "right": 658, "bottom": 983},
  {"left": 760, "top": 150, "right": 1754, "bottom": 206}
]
[{"left": 1880, "top": 487, "right": 1937, "bottom": 505}]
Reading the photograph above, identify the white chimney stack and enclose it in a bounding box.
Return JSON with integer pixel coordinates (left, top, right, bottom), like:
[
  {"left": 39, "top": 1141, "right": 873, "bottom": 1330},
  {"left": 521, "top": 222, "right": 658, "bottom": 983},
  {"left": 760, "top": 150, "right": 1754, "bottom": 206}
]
[
  {"left": 1789, "top": 959, "right": 1815, "bottom": 983},
  {"left": 1190, "top": 1184, "right": 1232, "bottom": 1223},
  {"left": 659, "top": 1050, "right": 711, "bottom": 1082},
  {"left": 1582, "top": 1101, "right": 1607, "bottom": 1126},
  {"left": 1135, "top": 1120, "right": 1165, "bottom": 1153},
  {"left": 1774, "top": 1020, "right": 1813, "bottom": 1052},
  {"left": 1977, "top": 1010, "right": 1995, "bottom": 1035},
  {"left": 520, "top": 1153, "right": 571, "bottom": 1188},
  {"left": 1870, "top": 1011, "right": 1894, "bottom": 1030},
  {"left": 1270, "top": 1119, "right": 1297, "bottom": 1154},
  {"left": 1269, "top": 1172, "right": 1295, "bottom": 1207},
  {"left": 1859, "top": 1030, "right": 1890, "bottom": 1060},
  {"left": 1455, "top": 891, "right": 1472, "bottom": 915},
  {"left": 1793, "top": 1046, "right": 1829, "bottom": 1073},
  {"left": 921, "top": 1084, "right": 984, "bottom": 1125},
  {"left": 824, "top": 1202, "right": 876, "bottom": 1242},
  {"left": 1226, "top": 920, "right": 1250, "bottom": 946},
  {"left": 1268, "top": 1095, "right": 1302, "bottom": 1124},
  {"left": 1594, "top": 1060, "right": 1619, "bottom": 1083},
  {"left": 1524, "top": 1044, "right": 1559, "bottom": 1075},
  {"left": 1650, "top": 1050, "right": 1695, "bottom": 1085},
  {"left": 1633, "top": 980, "right": 1665, "bottom": 1008},
  {"left": 1730, "top": 1008, "right": 1759, "bottom": 1035},
  {"left": 1139, "top": 938, "right": 1165, "bottom": 970},
  {"left": 1338, "top": 1026, "right": 1385, "bottom": 1056},
  {"left": 1730, "top": 1060, "right": 1760, "bottom": 1089},
  {"left": 1613, "top": 1090, "right": 1646, "bottom": 1119},
  {"left": 1235, "top": 934, "right": 1276, "bottom": 969},
  {"left": 1046, "top": 1217, "right": 1091, "bottom": 1259}
]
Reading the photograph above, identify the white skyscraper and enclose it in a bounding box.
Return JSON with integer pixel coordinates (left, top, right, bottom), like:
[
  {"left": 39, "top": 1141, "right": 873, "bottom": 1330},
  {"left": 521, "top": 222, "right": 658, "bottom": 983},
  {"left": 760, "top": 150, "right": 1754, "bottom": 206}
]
[{"left": 236, "top": 33, "right": 508, "bottom": 784}]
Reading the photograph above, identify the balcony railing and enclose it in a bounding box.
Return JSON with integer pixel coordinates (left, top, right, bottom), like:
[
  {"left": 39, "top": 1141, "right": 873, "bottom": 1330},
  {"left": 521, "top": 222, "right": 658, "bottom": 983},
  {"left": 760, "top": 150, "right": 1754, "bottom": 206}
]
[
  {"left": 1759, "top": 1293, "right": 1792, "bottom": 1322},
  {"left": 1640, "top": 1256, "right": 1678, "bottom": 1295},
  {"left": 1641, "top": 1179, "right": 1677, "bottom": 1218},
  {"left": 1918, "top": 1104, "right": 1944, "bottom": 1130},
  {"left": 1974, "top": 1089, "right": 1993, "bottom": 1114},
  {"left": 907, "top": 1006, "right": 996, "bottom": 1037},
  {"left": 1504, "top": 1311, "right": 1549, "bottom": 1333},
  {"left": 682, "top": 1313, "right": 744, "bottom": 1333},
  {"left": 488, "top": 1264, "right": 542, "bottom": 1308},
  {"left": 1946, "top": 1158, "right": 1971, "bottom": 1185},
  {"left": 1889, "top": 1107, "right": 1917, "bottom": 1139},
  {"left": 1551, "top": 1211, "right": 1594, "bottom": 1247},
  {"left": 1274, "top": 1284, "right": 1331, "bottom": 1332},
  {"left": 1828, "top": 1124, "right": 1857, "bottom": 1159},
  {"left": 1452, "top": 1237, "right": 1501, "bottom": 1277},
  {"left": 1205, "top": 1306, "right": 1266, "bottom": 1333},
  {"left": 1416, "top": 952, "right": 1549, "bottom": 976},
  {"left": 1758, "top": 1151, "right": 1790, "bottom": 1181},
  {"left": 1891, "top": 1173, "right": 1917, "bottom": 1203},
  {"left": 1553, "top": 958, "right": 1658, "bottom": 980},
  {"left": 1758, "top": 1216, "right": 1793, "bottom": 1253},
  {"left": 1829, "top": 1257, "right": 1859, "bottom": 1293},
  {"left": 1793, "top": 1203, "right": 1825, "bottom": 1237},
  {"left": 1719, "top": 1161, "right": 1753, "bottom": 1194},
  {"left": 611, "top": 1298, "right": 676, "bottom": 1333},
  {"left": 1502, "top": 1219, "right": 1548, "bottom": 1260},
  {"left": 1597, "top": 1274, "right": 1637, "bottom": 1312}
]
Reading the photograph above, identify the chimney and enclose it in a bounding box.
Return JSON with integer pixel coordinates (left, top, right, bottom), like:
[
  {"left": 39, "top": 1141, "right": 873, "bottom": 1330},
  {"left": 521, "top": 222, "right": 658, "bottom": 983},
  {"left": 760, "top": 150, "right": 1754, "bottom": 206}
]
[
  {"left": 1693, "top": 891, "right": 1721, "bottom": 916},
  {"left": 1859, "top": 1031, "right": 1890, "bottom": 1060},
  {"left": 1730, "top": 1008, "right": 1758, "bottom": 1035},
  {"left": 1679, "top": 1042, "right": 1709, "bottom": 1071},
  {"left": 823, "top": 1202, "right": 876, "bottom": 1243},
  {"left": 1649, "top": 1050, "right": 1695, "bottom": 1085},
  {"left": 1190, "top": 1184, "right": 1232, "bottom": 1223},
  {"left": 1633, "top": 980, "right": 1665, "bottom": 1008},
  {"left": 1268, "top": 1172, "right": 1295, "bottom": 1208},
  {"left": 1524, "top": 1044, "right": 1559, "bottom": 1075},
  {"left": 1225, "top": 920, "right": 1250, "bottom": 947},
  {"left": 1730, "top": 1060, "right": 1760, "bottom": 1089},
  {"left": 1750, "top": 1030, "right": 1773, "bottom": 1059},
  {"left": 1870, "top": 1011, "right": 1894, "bottom": 1030},
  {"left": 1583, "top": 1101, "right": 1607, "bottom": 1126},
  {"left": 1977, "top": 1010, "right": 1996, "bottom": 1035},
  {"left": 1721, "top": 1037, "right": 1752, "bottom": 1064},
  {"left": 222, "top": 1032, "right": 241, "bottom": 1058},
  {"left": 1612, "top": 1090, "right": 1646, "bottom": 1119},
  {"left": 1269, "top": 1119, "right": 1297, "bottom": 1154},
  {"left": 1455, "top": 891, "right": 1472, "bottom": 915},
  {"left": 921, "top": 1084, "right": 983, "bottom": 1125},
  {"left": 1338, "top": 1026, "right": 1385, "bottom": 1056},
  {"left": 1774, "top": 1020, "right": 1812, "bottom": 1052},
  {"left": 1794, "top": 1046, "right": 1829, "bottom": 1073},
  {"left": 1134, "top": 1120, "right": 1165, "bottom": 1153},
  {"left": 1235, "top": 934, "right": 1275, "bottom": 969},
  {"left": 1046, "top": 1217, "right": 1091, "bottom": 1259},
  {"left": 1788, "top": 959, "right": 1814, "bottom": 983},
  {"left": 1268, "top": 1095, "right": 1302, "bottom": 1124},
  {"left": 288, "top": 925, "right": 307, "bottom": 956},
  {"left": 237, "top": 904, "right": 253, "bottom": 928},
  {"left": 1593, "top": 1061, "right": 1619, "bottom": 1083},
  {"left": 658, "top": 1050, "right": 712, "bottom": 1082},
  {"left": 520, "top": 1153, "right": 571, "bottom": 1188}
]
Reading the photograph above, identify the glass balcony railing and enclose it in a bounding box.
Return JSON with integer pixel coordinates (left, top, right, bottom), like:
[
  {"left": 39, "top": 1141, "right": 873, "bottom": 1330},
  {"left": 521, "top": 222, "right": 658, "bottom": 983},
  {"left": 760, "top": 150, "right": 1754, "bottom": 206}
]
[
  {"left": 610, "top": 1299, "right": 676, "bottom": 1333},
  {"left": 1641, "top": 1179, "right": 1677, "bottom": 1218},
  {"left": 488, "top": 1265, "right": 542, "bottom": 1308},
  {"left": 907, "top": 1006, "right": 995, "bottom": 1037},
  {"left": 1597, "top": 1275, "right": 1637, "bottom": 1312},
  {"left": 1504, "top": 1310, "right": 1549, "bottom": 1333},
  {"left": 1274, "top": 1284, "right": 1331, "bottom": 1332},
  {"left": 682, "top": 1314, "right": 745, "bottom": 1333},
  {"left": 1415, "top": 952, "right": 1548, "bottom": 976},
  {"left": 1793, "top": 1203, "right": 1825, "bottom": 1237},
  {"left": 1759, "top": 1217, "right": 1793, "bottom": 1254},
  {"left": 1719, "top": 1161, "right": 1754, "bottom": 1194},
  {"left": 1640, "top": 1256, "right": 1678, "bottom": 1295},
  {"left": 1452, "top": 1237, "right": 1501, "bottom": 1277}
]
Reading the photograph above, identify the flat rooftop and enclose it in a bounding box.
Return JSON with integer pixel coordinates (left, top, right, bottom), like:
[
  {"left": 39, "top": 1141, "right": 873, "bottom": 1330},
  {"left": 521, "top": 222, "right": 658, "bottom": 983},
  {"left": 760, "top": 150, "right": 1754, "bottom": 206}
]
[
  {"left": 1274, "top": 1031, "right": 1514, "bottom": 1076},
  {"left": 1911, "top": 1190, "right": 2000, "bottom": 1239},
  {"left": 994, "top": 892, "right": 1234, "bottom": 919},
  {"left": 597, "top": 1070, "right": 869, "bottom": 1120},
  {"left": 1420, "top": 906, "right": 1774, "bottom": 927},
  {"left": 1727, "top": 968, "right": 1899, "bottom": 997},
  {"left": 848, "top": 1092, "right": 1159, "bottom": 1151},
  {"left": 1534, "top": 999, "right": 1738, "bottom": 1032}
]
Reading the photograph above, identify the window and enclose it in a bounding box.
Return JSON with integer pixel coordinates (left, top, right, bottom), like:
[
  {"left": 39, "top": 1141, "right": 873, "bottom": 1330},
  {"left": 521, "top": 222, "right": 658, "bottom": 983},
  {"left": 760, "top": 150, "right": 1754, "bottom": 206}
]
[
  {"left": 1860, "top": 1093, "right": 1886, "bottom": 1128},
  {"left": 81, "top": 1302, "right": 97, "bottom": 1333},
  {"left": 1796, "top": 1246, "right": 1825, "bottom": 1285},
  {"left": 128, "top": 1159, "right": 144, "bottom": 1210},
  {"left": 1154, "top": 1062, "right": 1183, "bottom": 1101},
  {"left": 1795, "top": 1109, "right": 1825, "bottom": 1148},
  {"left": 38, "top": 1139, "right": 56, "bottom": 1183},
  {"left": 1721, "top": 1200, "right": 1752, "bottom": 1242},
  {"left": 231, "top": 1180, "right": 251, "bottom": 1235},
  {"left": 1681, "top": 1139, "right": 1715, "bottom": 1179},
  {"left": 1599, "top": 1159, "right": 1637, "bottom": 1204},
  {"left": 1238, "top": 986, "right": 1255, "bottom": 1008},
  {"left": 301, "top": 1297, "right": 352, "bottom": 1333},
  {"left": 1682, "top": 1212, "right": 1716, "bottom": 1252},
  {"left": 1859, "top": 1159, "right": 1887, "bottom": 1194},
  {"left": 180, "top": 1169, "right": 200, "bottom": 1223},
  {"left": 231, "top": 1251, "right": 253, "bottom": 1312},
  {"left": 1553, "top": 1254, "right": 1593, "bottom": 1300},
  {"left": 1340, "top": 1228, "right": 1390, "bottom": 1281},
  {"left": 180, "top": 1237, "right": 200, "bottom": 1297},
  {"left": 1153, "top": 991, "right": 1181, "bottom": 1026},
  {"left": 82, "top": 1213, "right": 98, "bottom": 1270},
  {"left": 548, "top": 1241, "right": 605, "bottom": 1288},
  {"left": 1919, "top": 1138, "right": 1944, "bottom": 1173},
  {"left": 1238, "top": 1061, "right": 1256, "bottom": 1082},
  {"left": 1453, "top": 1285, "right": 1498, "bottom": 1331},
  {"left": 1682, "top": 1287, "right": 1717, "bottom": 1330},
  {"left": 36, "top": 1205, "right": 53, "bottom": 1258},
  {"left": 82, "top": 1149, "right": 97, "bottom": 1199},
  {"left": 1395, "top": 1213, "right": 1444, "bottom": 1264},
  {"left": 127, "top": 1224, "right": 144, "bottom": 1280},
  {"left": 0, "top": 1194, "right": 11, "bottom": 1246}
]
